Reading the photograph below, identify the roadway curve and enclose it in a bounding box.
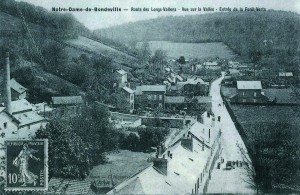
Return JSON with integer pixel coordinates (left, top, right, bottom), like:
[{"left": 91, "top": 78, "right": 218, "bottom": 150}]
[{"left": 207, "top": 73, "right": 255, "bottom": 193}]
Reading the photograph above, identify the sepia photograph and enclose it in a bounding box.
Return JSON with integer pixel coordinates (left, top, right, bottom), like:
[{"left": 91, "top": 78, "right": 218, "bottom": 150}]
[{"left": 0, "top": 0, "right": 299, "bottom": 194}]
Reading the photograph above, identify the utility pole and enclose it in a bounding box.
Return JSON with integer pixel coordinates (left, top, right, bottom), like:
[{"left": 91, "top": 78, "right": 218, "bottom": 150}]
[{"left": 253, "top": 63, "right": 256, "bottom": 81}]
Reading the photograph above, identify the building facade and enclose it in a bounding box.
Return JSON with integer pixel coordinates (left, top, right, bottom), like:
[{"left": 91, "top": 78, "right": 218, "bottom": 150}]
[
  {"left": 135, "top": 85, "right": 166, "bottom": 109},
  {"left": 231, "top": 81, "right": 269, "bottom": 103}
]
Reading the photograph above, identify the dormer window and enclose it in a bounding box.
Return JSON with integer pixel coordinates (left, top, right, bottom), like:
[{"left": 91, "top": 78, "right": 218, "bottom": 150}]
[{"left": 4, "top": 122, "right": 7, "bottom": 129}]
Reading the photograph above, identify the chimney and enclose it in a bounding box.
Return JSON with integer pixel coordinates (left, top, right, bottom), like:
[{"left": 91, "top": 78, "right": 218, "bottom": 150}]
[
  {"left": 4, "top": 52, "right": 12, "bottom": 115},
  {"left": 153, "top": 158, "right": 168, "bottom": 175},
  {"left": 181, "top": 134, "right": 193, "bottom": 151}
]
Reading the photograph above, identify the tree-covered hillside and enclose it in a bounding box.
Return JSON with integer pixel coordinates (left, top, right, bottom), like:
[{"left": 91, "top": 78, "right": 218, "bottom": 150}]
[{"left": 96, "top": 11, "right": 300, "bottom": 67}]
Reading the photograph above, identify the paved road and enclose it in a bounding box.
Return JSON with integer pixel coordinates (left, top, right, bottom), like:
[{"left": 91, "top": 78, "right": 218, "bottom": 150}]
[{"left": 207, "top": 73, "right": 255, "bottom": 193}]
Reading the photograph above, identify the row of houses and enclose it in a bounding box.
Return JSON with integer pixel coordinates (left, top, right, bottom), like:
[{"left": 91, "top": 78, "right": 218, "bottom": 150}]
[{"left": 107, "top": 112, "right": 222, "bottom": 194}]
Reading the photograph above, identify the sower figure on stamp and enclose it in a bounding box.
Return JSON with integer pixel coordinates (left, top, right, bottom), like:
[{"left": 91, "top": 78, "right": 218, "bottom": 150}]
[{"left": 12, "top": 143, "right": 40, "bottom": 186}]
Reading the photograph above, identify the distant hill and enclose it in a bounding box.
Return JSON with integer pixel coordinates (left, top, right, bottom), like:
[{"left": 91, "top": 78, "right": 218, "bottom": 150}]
[{"left": 95, "top": 11, "right": 300, "bottom": 60}]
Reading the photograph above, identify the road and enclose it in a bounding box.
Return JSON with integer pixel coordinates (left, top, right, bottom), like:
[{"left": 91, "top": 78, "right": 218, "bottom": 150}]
[{"left": 206, "top": 73, "right": 255, "bottom": 193}]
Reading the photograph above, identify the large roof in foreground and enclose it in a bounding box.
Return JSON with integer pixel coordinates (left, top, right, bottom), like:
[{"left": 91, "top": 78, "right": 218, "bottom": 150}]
[
  {"left": 108, "top": 119, "right": 221, "bottom": 194},
  {"left": 237, "top": 81, "right": 262, "bottom": 90}
]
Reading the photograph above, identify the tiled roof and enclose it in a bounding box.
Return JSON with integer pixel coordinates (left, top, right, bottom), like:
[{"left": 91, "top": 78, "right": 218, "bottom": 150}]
[
  {"left": 48, "top": 178, "right": 92, "bottom": 194},
  {"left": 52, "top": 96, "right": 83, "bottom": 105},
  {"left": 237, "top": 81, "right": 262, "bottom": 90}
]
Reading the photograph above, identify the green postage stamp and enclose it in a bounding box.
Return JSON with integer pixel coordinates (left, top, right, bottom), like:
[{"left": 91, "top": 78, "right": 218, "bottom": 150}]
[{"left": 5, "top": 140, "right": 48, "bottom": 191}]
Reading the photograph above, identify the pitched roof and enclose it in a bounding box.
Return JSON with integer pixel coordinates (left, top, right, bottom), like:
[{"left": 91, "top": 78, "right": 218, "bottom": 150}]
[
  {"left": 228, "top": 69, "right": 240, "bottom": 75},
  {"left": 203, "top": 61, "right": 218, "bottom": 66},
  {"left": 165, "top": 96, "right": 185, "bottom": 104},
  {"left": 52, "top": 96, "right": 83, "bottom": 105},
  {"left": 11, "top": 99, "right": 33, "bottom": 114},
  {"left": 117, "top": 69, "right": 127, "bottom": 75},
  {"left": 122, "top": 87, "right": 134, "bottom": 94},
  {"left": 48, "top": 178, "right": 92, "bottom": 194},
  {"left": 10, "top": 78, "right": 27, "bottom": 94},
  {"left": 0, "top": 107, "right": 5, "bottom": 113},
  {"left": 108, "top": 121, "right": 220, "bottom": 194},
  {"left": 13, "top": 111, "right": 44, "bottom": 127},
  {"left": 237, "top": 81, "right": 262, "bottom": 90},
  {"left": 195, "top": 96, "right": 212, "bottom": 104},
  {"left": 135, "top": 85, "right": 166, "bottom": 95}
]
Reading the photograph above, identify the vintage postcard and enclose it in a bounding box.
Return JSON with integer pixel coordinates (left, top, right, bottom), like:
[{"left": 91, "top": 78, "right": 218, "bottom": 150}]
[
  {"left": 0, "top": 0, "right": 299, "bottom": 194},
  {"left": 5, "top": 140, "right": 48, "bottom": 191}
]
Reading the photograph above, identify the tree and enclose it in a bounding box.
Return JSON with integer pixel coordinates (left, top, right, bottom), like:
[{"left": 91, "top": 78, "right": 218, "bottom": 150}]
[
  {"left": 177, "top": 56, "right": 186, "bottom": 64},
  {"left": 70, "top": 103, "right": 120, "bottom": 164},
  {"left": 238, "top": 122, "right": 300, "bottom": 193},
  {"left": 138, "top": 42, "right": 151, "bottom": 65},
  {"left": 34, "top": 120, "right": 91, "bottom": 180},
  {"left": 151, "top": 49, "right": 167, "bottom": 72}
]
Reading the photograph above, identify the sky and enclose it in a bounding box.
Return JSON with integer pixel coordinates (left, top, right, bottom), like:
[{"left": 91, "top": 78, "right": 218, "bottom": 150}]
[{"left": 17, "top": 0, "right": 300, "bottom": 30}]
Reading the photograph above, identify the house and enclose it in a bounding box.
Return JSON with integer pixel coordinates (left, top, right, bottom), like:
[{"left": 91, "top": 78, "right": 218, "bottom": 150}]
[
  {"left": 166, "top": 73, "right": 184, "bottom": 84},
  {"left": 0, "top": 99, "right": 46, "bottom": 140},
  {"left": 51, "top": 96, "right": 84, "bottom": 116},
  {"left": 278, "top": 72, "right": 293, "bottom": 77},
  {"left": 107, "top": 120, "right": 222, "bottom": 194},
  {"left": 278, "top": 72, "right": 294, "bottom": 85},
  {"left": 228, "top": 61, "right": 240, "bottom": 69},
  {"left": 135, "top": 85, "right": 166, "bottom": 109},
  {"left": 168, "top": 76, "right": 207, "bottom": 96},
  {"left": 10, "top": 78, "right": 27, "bottom": 100},
  {"left": 51, "top": 96, "right": 83, "bottom": 107},
  {"left": 228, "top": 69, "right": 240, "bottom": 77},
  {"left": 231, "top": 81, "right": 269, "bottom": 103},
  {"left": 121, "top": 87, "right": 135, "bottom": 113},
  {"left": 116, "top": 69, "right": 128, "bottom": 84},
  {"left": 203, "top": 61, "right": 220, "bottom": 70}
]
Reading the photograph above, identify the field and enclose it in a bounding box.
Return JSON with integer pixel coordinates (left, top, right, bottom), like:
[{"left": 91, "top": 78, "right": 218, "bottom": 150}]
[
  {"left": 137, "top": 41, "right": 236, "bottom": 59},
  {"left": 230, "top": 105, "right": 300, "bottom": 137},
  {"left": 66, "top": 36, "right": 137, "bottom": 64},
  {"left": 87, "top": 150, "right": 154, "bottom": 192}
]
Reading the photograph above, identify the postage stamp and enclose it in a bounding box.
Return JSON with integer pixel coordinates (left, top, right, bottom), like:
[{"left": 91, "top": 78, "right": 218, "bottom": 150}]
[{"left": 5, "top": 140, "right": 48, "bottom": 191}]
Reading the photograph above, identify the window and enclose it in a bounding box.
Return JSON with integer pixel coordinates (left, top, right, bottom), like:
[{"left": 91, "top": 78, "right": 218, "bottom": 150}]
[
  {"left": 254, "top": 92, "right": 257, "bottom": 97},
  {"left": 242, "top": 99, "right": 246, "bottom": 103},
  {"left": 159, "top": 95, "right": 163, "bottom": 100},
  {"left": 159, "top": 103, "right": 163, "bottom": 108},
  {"left": 130, "top": 94, "right": 133, "bottom": 101},
  {"left": 153, "top": 95, "right": 157, "bottom": 100},
  {"left": 148, "top": 95, "right": 152, "bottom": 100},
  {"left": 4, "top": 122, "right": 7, "bottom": 129},
  {"left": 242, "top": 92, "right": 245, "bottom": 96},
  {"left": 253, "top": 99, "right": 257, "bottom": 103}
]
